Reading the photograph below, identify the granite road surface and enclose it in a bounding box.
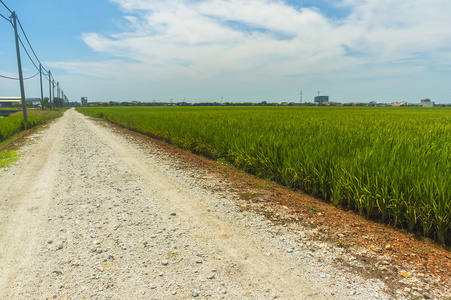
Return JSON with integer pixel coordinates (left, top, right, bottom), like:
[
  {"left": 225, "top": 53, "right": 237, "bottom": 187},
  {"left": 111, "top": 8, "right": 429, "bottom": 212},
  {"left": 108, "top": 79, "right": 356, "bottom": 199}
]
[{"left": 0, "top": 109, "right": 407, "bottom": 299}]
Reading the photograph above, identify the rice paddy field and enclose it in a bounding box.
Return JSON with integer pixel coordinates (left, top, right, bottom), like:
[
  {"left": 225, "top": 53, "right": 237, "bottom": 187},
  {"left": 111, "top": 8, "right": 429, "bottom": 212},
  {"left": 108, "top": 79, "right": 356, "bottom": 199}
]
[
  {"left": 0, "top": 110, "right": 63, "bottom": 143},
  {"left": 77, "top": 106, "right": 451, "bottom": 245}
]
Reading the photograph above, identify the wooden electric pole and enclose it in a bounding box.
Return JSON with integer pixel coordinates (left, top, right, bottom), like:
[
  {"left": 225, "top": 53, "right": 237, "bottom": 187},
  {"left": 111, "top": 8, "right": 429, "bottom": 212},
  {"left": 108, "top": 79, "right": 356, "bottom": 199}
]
[
  {"left": 11, "top": 11, "right": 28, "bottom": 123},
  {"left": 52, "top": 79, "right": 55, "bottom": 109},
  {"left": 40, "top": 64, "right": 44, "bottom": 110},
  {"left": 48, "top": 70, "right": 53, "bottom": 110}
]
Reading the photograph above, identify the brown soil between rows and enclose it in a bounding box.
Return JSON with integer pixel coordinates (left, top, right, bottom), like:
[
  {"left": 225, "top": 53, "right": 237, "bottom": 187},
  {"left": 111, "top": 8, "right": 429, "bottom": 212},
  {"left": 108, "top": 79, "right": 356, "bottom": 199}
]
[{"left": 95, "top": 119, "right": 451, "bottom": 295}]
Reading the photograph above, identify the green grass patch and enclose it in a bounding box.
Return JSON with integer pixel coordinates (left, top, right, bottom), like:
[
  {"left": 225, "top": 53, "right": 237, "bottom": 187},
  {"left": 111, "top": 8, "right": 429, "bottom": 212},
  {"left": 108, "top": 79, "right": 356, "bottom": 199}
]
[
  {"left": 0, "top": 109, "right": 64, "bottom": 169},
  {"left": 0, "top": 109, "right": 63, "bottom": 143},
  {"left": 308, "top": 206, "right": 318, "bottom": 212},
  {"left": 0, "top": 150, "right": 19, "bottom": 168}
]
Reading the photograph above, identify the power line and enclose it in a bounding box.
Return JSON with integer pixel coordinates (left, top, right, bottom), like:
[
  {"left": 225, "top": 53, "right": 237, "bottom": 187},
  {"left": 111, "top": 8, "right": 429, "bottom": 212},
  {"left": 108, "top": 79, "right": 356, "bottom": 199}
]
[
  {"left": 43, "top": 71, "right": 50, "bottom": 81},
  {"left": 11, "top": 10, "right": 28, "bottom": 123},
  {"left": 2, "top": 5, "right": 67, "bottom": 103},
  {"left": 24, "top": 70, "right": 39, "bottom": 80},
  {"left": 16, "top": 16, "right": 48, "bottom": 73},
  {"left": 8, "top": 14, "right": 42, "bottom": 74},
  {"left": 1, "top": 12, "right": 43, "bottom": 77},
  {"left": 0, "top": 70, "right": 39, "bottom": 80},
  {"left": 0, "top": 74, "right": 18, "bottom": 80},
  {"left": 0, "top": 0, "right": 12, "bottom": 14},
  {"left": 0, "top": 12, "right": 10, "bottom": 22},
  {"left": 17, "top": 34, "right": 40, "bottom": 73},
  {"left": 4, "top": 11, "right": 52, "bottom": 82}
]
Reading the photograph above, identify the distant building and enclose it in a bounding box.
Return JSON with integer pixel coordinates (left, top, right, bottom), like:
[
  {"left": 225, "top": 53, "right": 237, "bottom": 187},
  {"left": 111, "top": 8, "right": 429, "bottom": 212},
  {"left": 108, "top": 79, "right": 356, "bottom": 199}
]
[
  {"left": 389, "top": 101, "right": 408, "bottom": 107},
  {"left": 0, "top": 97, "right": 20, "bottom": 107},
  {"left": 0, "top": 97, "right": 40, "bottom": 107},
  {"left": 314, "top": 95, "right": 329, "bottom": 105},
  {"left": 420, "top": 98, "right": 434, "bottom": 107},
  {"left": 322, "top": 101, "right": 342, "bottom": 106},
  {"left": 81, "top": 97, "right": 88, "bottom": 107}
]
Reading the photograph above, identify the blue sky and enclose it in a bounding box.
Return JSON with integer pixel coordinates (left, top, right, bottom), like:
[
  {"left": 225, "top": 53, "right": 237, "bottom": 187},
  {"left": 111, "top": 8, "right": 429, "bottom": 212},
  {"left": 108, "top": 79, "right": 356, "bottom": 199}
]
[{"left": 1, "top": 0, "right": 451, "bottom": 103}]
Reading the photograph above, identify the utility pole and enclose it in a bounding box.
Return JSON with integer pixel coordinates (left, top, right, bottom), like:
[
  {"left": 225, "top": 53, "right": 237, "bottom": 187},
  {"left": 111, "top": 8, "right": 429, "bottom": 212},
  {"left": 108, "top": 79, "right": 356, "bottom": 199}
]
[
  {"left": 57, "top": 82, "right": 60, "bottom": 99},
  {"left": 48, "top": 70, "right": 53, "bottom": 110},
  {"left": 40, "top": 64, "right": 44, "bottom": 110},
  {"left": 62, "top": 90, "right": 66, "bottom": 107},
  {"left": 11, "top": 11, "right": 28, "bottom": 123},
  {"left": 299, "top": 90, "right": 303, "bottom": 104},
  {"left": 52, "top": 79, "right": 55, "bottom": 109}
]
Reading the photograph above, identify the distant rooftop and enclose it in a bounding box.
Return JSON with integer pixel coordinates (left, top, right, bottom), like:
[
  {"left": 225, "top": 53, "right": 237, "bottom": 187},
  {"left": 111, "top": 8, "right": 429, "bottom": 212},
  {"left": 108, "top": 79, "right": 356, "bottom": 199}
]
[{"left": 0, "top": 97, "right": 41, "bottom": 102}]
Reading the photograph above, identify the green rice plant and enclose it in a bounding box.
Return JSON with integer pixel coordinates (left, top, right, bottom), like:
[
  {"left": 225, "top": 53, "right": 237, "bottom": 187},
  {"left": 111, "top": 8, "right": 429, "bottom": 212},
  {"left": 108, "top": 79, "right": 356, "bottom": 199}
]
[
  {"left": 0, "top": 109, "right": 64, "bottom": 143},
  {"left": 77, "top": 106, "right": 451, "bottom": 245},
  {"left": 0, "top": 115, "right": 42, "bottom": 142}
]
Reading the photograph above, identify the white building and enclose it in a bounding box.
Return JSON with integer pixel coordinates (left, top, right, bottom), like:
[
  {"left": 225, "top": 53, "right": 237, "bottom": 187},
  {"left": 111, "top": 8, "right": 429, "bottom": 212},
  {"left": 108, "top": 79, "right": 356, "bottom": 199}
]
[
  {"left": 420, "top": 99, "right": 434, "bottom": 107},
  {"left": 0, "top": 97, "right": 41, "bottom": 107}
]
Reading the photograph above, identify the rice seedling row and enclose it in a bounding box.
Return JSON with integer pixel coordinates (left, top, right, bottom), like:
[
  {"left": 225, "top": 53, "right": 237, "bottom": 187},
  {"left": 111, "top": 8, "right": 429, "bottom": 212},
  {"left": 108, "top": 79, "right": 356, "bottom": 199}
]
[
  {"left": 0, "top": 110, "right": 64, "bottom": 143},
  {"left": 77, "top": 106, "right": 451, "bottom": 245}
]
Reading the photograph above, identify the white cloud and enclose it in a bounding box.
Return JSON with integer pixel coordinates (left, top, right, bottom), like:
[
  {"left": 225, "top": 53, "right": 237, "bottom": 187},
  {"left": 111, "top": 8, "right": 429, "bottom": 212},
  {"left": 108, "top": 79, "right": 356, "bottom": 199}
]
[
  {"left": 47, "top": 60, "right": 133, "bottom": 79},
  {"left": 52, "top": 0, "right": 451, "bottom": 102},
  {"left": 340, "top": 0, "right": 451, "bottom": 60},
  {"left": 83, "top": 0, "right": 345, "bottom": 79}
]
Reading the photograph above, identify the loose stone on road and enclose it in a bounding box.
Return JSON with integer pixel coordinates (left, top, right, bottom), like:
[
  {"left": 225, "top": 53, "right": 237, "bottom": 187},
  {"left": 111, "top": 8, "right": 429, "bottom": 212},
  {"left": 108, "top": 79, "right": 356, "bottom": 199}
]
[{"left": 0, "top": 109, "right": 410, "bottom": 299}]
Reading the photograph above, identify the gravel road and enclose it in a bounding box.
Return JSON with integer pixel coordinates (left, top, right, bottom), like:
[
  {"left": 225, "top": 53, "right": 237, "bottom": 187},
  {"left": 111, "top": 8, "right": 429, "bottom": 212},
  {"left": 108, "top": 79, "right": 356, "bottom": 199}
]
[{"left": 0, "top": 109, "right": 404, "bottom": 299}]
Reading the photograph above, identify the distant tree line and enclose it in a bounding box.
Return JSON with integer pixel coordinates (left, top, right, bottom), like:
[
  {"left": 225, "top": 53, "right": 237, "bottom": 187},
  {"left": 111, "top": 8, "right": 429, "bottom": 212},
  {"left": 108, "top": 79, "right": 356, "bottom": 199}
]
[
  {"left": 77, "top": 100, "right": 451, "bottom": 108},
  {"left": 85, "top": 100, "right": 286, "bottom": 107}
]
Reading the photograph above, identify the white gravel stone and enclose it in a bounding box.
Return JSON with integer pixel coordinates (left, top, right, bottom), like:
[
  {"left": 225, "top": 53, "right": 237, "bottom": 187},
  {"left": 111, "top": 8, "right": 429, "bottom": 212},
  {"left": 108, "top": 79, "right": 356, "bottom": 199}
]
[{"left": 0, "top": 109, "right": 448, "bottom": 300}]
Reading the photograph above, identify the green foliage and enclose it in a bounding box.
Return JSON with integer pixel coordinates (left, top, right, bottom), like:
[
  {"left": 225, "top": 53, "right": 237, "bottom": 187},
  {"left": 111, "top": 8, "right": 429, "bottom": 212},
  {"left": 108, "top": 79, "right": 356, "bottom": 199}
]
[
  {"left": 0, "top": 150, "right": 18, "bottom": 168},
  {"left": 77, "top": 106, "right": 451, "bottom": 245},
  {"left": 0, "top": 115, "right": 40, "bottom": 142},
  {"left": 53, "top": 97, "right": 64, "bottom": 108},
  {"left": 0, "top": 110, "right": 63, "bottom": 143}
]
